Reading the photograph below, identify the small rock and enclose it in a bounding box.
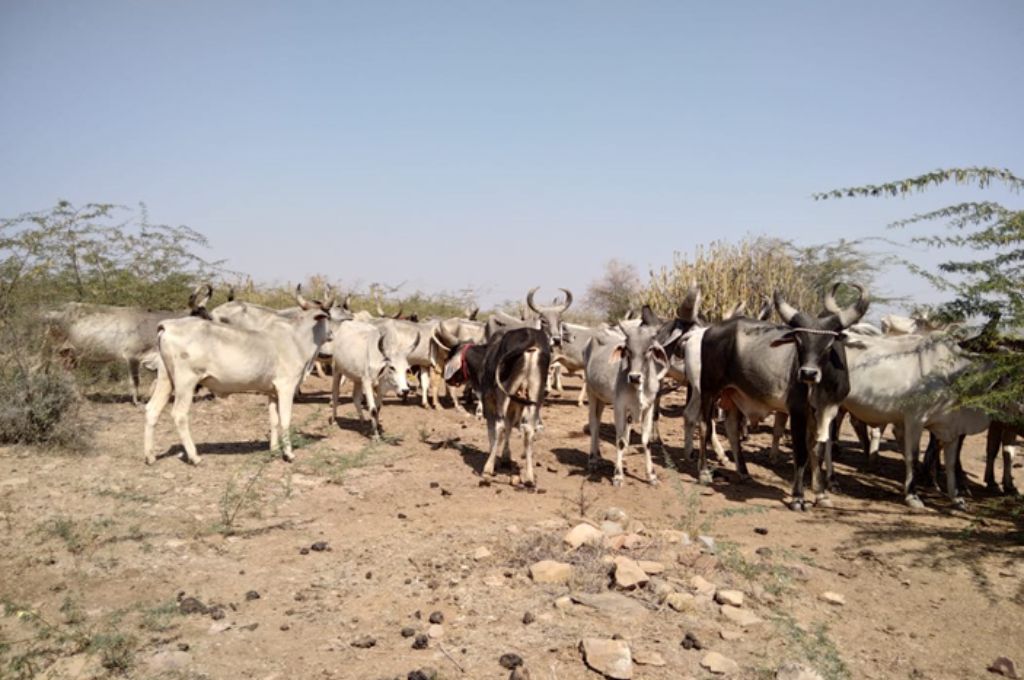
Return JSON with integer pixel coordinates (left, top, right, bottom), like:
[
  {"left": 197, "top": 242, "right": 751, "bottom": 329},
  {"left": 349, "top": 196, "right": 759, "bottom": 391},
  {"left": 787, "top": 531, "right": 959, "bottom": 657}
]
[
  {"left": 613, "top": 556, "right": 649, "bottom": 589},
  {"left": 690, "top": 575, "right": 716, "bottom": 597},
  {"left": 661, "top": 529, "right": 691, "bottom": 545},
  {"left": 820, "top": 591, "right": 846, "bottom": 606},
  {"left": 522, "top": 611, "right": 535, "bottom": 625},
  {"left": 632, "top": 649, "right": 666, "bottom": 666},
  {"left": 716, "top": 589, "right": 744, "bottom": 607},
  {"left": 244, "top": 590, "right": 260, "bottom": 601},
  {"left": 299, "top": 547, "right": 309, "bottom": 555},
  {"left": 279, "top": 623, "right": 290, "bottom": 631},
  {"left": 698, "top": 535, "right": 716, "bottom": 552},
  {"left": 510, "top": 666, "right": 532, "bottom": 680},
  {"left": 412, "top": 633, "right": 429, "bottom": 649},
  {"left": 208, "top": 607, "right": 225, "bottom": 621},
  {"left": 680, "top": 631, "right": 703, "bottom": 650},
  {"left": 208, "top": 620, "right": 231, "bottom": 634},
  {"left": 473, "top": 546, "right": 492, "bottom": 561},
  {"left": 407, "top": 671, "right": 434, "bottom": 680},
  {"left": 649, "top": 578, "right": 674, "bottom": 601},
  {"left": 721, "top": 605, "right": 763, "bottom": 627},
  {"left": 620, "top": 533, "right": 646, "bottom": 550},
  {"left": 604, "top": 507, "right": 628, "bottom": 523},
  {"left": 310, "top": 541, "right": 329, "bottom": 552},
  {"left": 755, "top": 547, "right": 773, "bottom": 558},
  {"left": 754, "top": 527, "right": 769, "bottom": 535},
  {"left": 499, "top": 653, "right": 524, "bottom": 669},
  {"left": 666, "top": 592, "right": 696, "bottom": 612},
  {"left": 147, "top": 651, "right": 192, "bottom": 673},
  {"left": 701, "top": 651, "right": 739, "bottom": 675},
  {"left": 351, "top": 635, "right": 376, "bottom": 648},
  {"left": 600, "top": 521, "right": 625, "bottom": 537},
  {"left": 401, "top": 626, "right": 416, "bottom": 638},
  {"left": 776, "top": 662, "right": 825, "bottom": 680},
  {"left": 988, "top": 657, "right": 1020, "bottom": 679},
  {"left": 580, "top": 638, "right": 633, "bottom": 679},
  {"left": 720, "top": 628, "right": 742, "bottom": 641},
  {"left": 428, "top": 611, "right": 444, "bottom": 624},
  {"left": 529, "top": 560, "right": 572, "bottom": 584},
  {"left": 178, "top": 597, "right": 207, "bottom": 615},
  {"left": 553, "top": 595, "right": 573, "bottom": 611},
  {"left": 638, "top": 560, "right": 665, "bottom": 575},
  {"left": 564, "top": 523, "right": 605, "bottom": 549},
  {"left": 427, "top": 624, "right": 443, "bottom": 639}
]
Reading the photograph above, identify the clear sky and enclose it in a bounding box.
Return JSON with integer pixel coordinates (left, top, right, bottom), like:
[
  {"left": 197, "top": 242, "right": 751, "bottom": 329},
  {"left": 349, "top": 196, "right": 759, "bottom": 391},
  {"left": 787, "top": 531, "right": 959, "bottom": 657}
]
[{"left": 1, "top": 1, "right": 1022, "bottom": 311}]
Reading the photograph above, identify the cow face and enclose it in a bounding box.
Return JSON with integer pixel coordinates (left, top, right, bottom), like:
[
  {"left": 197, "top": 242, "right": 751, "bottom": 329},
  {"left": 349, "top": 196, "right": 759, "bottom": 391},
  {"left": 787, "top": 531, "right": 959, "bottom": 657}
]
[
  {"left": 376, "top": 328, "right": 420, "bottom": 397},
  {"left": 526, "top": 287, "right": 573, "bottom": 348},
  {"left": 313, "top": 313, "right": 334, "bottom": 347},
  {"left": 610, "top": 323, "right": 682, "bottom": 392},
  {"left": 773, "top": 284, "right": 869, "bottom": 385}
]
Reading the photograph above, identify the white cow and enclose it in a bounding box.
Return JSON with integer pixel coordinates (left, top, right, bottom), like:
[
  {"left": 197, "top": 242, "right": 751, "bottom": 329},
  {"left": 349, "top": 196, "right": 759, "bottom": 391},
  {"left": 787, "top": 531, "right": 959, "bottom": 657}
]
[{"left": 143, "top": 297, "right": 333, "bottom": 465}]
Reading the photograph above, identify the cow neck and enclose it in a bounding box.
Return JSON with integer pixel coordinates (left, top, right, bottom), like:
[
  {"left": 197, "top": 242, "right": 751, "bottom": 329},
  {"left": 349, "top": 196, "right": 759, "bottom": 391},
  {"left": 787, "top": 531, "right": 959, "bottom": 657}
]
[{"left": 460, "top": 343, "right": 474, "bottom": 384}]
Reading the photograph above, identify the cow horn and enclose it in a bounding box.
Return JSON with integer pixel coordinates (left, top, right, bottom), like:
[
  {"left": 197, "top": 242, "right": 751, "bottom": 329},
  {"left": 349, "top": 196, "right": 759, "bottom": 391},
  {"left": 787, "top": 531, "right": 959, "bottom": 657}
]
[
  {"left": 825, "top": 283, "right": 869, "bottom": 328},
  {"left": 377, "top": 332, "right": 387, "bottom": 356},
  {"left": 227, "top": 286, "right": 235, "bottom": 302},
  {"left": 675, "top": 283, "right": 702, "bottom": 322},
  {"left": 558, "top": 288, "right": 573, "bottom": 313},
  {"left": 295, "top": 284, "right": 311, "bottom": 310},
  {"left": 774, "top": 290, "right": 800, "bottom": 325},
  {"left": 374, "top": 290, "right": 385, "bottom": 317},
  {"left": 724, "top": 300, "right": 746, "bottom": 320},
  {"left": 408, "top": 331, "right": 421, "bottom": 356},
  {"left": 189, "top": 283, "right": 212, "bottom": 311},
  {"left": 393, "top": 306, "right": 403, "bottom": 319},
  {"left": 526, "top": 287, "right": 542, "bottom": 316},
  {"left": 342, "top": 294, "right": 352, "bottom": 311},
  {"left": 757, "top": 295, "right": 774, "bottom": 321},
  {"left": 435, "top": 321, "right": 459, "bottom": 349},
  {"left": 640, "top": 305, "right": 661, "bottom": 327}
]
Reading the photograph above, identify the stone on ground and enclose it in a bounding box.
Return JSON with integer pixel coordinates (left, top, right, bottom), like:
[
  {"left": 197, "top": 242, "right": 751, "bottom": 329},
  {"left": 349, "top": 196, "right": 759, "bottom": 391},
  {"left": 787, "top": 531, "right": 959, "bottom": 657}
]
[
  {"left": 564, "top": 523, "right": 605, "bottom": 549},
  {"left": 613, "top": 556, "right": 649, "bottom": 589},
  {"left": 715, "top": 589, "right": 744, "bottom": 607},
  {"left": 580, "top": 638, "right": 633, "bottom": 679},
  {"left": 530, "top": 560, "right": 572, "bottom": 584},
  {"left": 701, "top": 651, "right": 739, "bottom": 675},
  {"left": 720, "top": 604, "right": 763, "bottom": 627}
]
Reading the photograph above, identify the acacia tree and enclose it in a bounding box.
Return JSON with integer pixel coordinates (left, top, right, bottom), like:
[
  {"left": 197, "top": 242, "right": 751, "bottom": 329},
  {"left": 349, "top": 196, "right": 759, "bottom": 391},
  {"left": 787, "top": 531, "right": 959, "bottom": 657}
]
[
  {"left": 814, "top": 167, "right": 1024, "bottom": 421},
  {"left": 586, "top": 258, "right": 642, "bottom": 322}
]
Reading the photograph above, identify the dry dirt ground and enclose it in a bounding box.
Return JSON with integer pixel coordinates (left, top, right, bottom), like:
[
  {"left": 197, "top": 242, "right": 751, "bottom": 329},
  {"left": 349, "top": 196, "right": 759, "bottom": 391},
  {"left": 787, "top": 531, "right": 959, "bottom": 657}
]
[{"left": 1, "top": 374, "right": 1023, "bottom": 680}]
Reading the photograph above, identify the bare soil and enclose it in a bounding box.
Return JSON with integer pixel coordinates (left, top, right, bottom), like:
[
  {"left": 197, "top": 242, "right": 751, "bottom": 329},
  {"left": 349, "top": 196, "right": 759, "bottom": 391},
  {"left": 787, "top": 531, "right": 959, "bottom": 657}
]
[{"left": 1, "top": 375, "right": 1022, "bottom": 680}]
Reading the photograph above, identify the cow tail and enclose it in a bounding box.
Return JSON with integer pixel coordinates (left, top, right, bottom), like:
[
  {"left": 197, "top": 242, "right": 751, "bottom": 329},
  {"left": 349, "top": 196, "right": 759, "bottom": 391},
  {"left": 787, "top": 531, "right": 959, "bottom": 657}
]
[{"left": 155, "top": 325, "right": 175, "bottom": 393}]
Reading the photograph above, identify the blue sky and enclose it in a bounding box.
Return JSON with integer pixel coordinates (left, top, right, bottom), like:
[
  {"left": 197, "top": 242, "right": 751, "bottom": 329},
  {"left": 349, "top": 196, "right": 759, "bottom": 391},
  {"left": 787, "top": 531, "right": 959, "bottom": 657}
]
[{"left": 1, "top": 1, "right": 1022, "bottom": 311}]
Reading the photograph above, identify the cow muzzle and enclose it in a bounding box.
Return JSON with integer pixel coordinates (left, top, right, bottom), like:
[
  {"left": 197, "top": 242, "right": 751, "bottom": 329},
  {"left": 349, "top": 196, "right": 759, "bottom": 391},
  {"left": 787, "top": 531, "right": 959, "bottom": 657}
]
[
  {"left": 798, "top": 367, "right": 821, "bottom": 384},
  {"left": 627, "top": 372, "right": 642, "bottom": 385}
]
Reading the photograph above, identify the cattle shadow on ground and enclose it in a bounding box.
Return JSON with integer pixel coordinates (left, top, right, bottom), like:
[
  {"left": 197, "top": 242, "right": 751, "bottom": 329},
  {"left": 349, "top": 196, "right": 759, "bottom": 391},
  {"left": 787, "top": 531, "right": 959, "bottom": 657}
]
[
  {"left": 84, "top": 392, "right": 140, "bottom": 405},
  {"left": 330, "top": 414, "right": 375, "bottom": 438},
  {"left": 808, "top": 502, "right": 1024, "bottom": 602},
  {"left": 150, "top": 433, "right": 326, "bottom": 463}
]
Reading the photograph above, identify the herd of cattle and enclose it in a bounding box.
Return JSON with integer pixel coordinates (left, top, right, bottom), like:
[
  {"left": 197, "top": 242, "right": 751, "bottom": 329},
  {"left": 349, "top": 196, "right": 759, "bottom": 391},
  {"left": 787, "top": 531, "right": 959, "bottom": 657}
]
[{"left": 40, "top": 282, "right": 1020, "bottom": 512}]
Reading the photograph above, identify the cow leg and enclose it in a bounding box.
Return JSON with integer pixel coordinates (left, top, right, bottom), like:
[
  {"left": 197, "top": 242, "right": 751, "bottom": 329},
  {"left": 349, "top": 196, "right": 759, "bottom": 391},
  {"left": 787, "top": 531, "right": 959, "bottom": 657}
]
[
  {"left": 276, "top": 388, "right": 296, "bottom": 461},
  {"left": 331, "top": 369, "right": 343, "bottom": 422},
  {"left": 697, "top": 397, "right": 716, "bottom": 485},
  {"left": 902, "top": 422, "right": 925, "bottom": 509},
  {"left": 811, "top": 405, "right": 839, "bottom": 507},
  {"left": 169, "top": 377, "right": 201, "bottom": 465},
  {"left": 483, "top": 417, "right": 500, "bottom": 477},
  {"left": 724, "top": 408, "right": 750, "bottom": 481},
  {"left": 1003, "top": 440, "right": 1019, "bottom": 496},
  {"left": 588, "top": 398, "right": 605, "bottom": 471},
  {"left": 612, "top": 406, "right": 630, "bottom": 487},
  {"left": 143, "top": 362, "right": 173, "bottom": 465},
  {"left": 419, "top": 369, "right": 430, "bottom": 408},
  {"left": 640, "top": 405, "right": 658, "bottom": 485},
  {"left": 985, "top": 423, "right": 1001, "bottom": 492},
  {"left": 770, "top": 412, "right": 788, "bottom": 464},
  {"left": 710, "top": 414, "right": 727, "bottom": 460},
  {"left": 128, "top": 358, "right": 142, "bottom": 406},
  {"left": 351, "top": 380, "right": 366, "bottom": 422},
  {"left": 682, "top": 390, "right": 699, "bottom": 461},
  {"left": 520, "top": 405, "right": 537, "bottom": 487},
  {"left": 649, "top": 393, "right": 663, "bottom": 446},
  {"left": 268, "top": 396, "right": 280, "bottom": 454},
  {"left": 577, "top": 376, "right": 587, "bottom": 407},
  {"left": 943, "top": 436, "right": 967, "bottom": 510},
  {"left": 788, "top": 410, "right": 809, "bottom": 511}
]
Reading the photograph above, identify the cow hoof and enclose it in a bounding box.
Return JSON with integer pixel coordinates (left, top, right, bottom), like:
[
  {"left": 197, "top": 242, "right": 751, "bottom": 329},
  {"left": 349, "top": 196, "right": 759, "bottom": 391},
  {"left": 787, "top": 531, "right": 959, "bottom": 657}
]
[
  {"left": 952, "top": 497, "right": 968, "bottom": 511},
  {"left": 789, "top": 499, "right": 806, "bottom": 512},
  {"left": 612, "top": 477, "right": 624, "bottom": 488},
  {"left": 1005, "top": 486, "right": 1021, "bottom": 497},
  {"left": 698, "top": 470, "right": 713, "bottom": 485},
  {"left": 145, "top": 457, "right": 156, "bottom": 466},
  {"left": 905, "top": 495, "right": 925, "bottom": 510},
  {"left": 648, "top": 476, "right": 659, "bottom": 487},
  {"left": 737, "top": 473, "right": 752, "bottom": 484},
  {"left": 187, "top": 457, "right": 202, "bottom": 466},
  {"left": 282, "top": 453, "right": 295, "bottom": 463},
  {"left": 815, "top": 496, "right": 834, "bottom": 509}
]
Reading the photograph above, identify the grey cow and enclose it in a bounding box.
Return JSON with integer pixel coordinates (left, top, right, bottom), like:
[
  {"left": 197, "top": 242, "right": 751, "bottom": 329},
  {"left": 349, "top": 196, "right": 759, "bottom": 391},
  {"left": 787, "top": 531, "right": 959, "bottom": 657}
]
[{"left": 583, "top": 314, "right": 681, "bottom": 486}]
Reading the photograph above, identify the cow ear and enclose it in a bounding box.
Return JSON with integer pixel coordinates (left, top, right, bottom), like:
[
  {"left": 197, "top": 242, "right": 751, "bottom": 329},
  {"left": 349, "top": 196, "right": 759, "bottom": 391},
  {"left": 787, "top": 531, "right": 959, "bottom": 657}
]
[
  {"left": 770, "top": 331, "right": 796, "bottom": 347},
  {"left": 649, "top": 343, "right": 669, "bottom": 364},
  {"left": 608, "top": 344, "right": 625, "bottom": 364},
  {"left": 443, "top": 357, "right": 461, "bottom": 382}
]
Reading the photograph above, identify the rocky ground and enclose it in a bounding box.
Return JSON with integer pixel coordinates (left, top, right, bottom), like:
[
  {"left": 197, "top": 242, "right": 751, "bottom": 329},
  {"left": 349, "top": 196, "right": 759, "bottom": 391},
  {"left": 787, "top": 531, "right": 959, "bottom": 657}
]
[{"left": 1, "top": 374, "right": 1023, "bottom": 680}]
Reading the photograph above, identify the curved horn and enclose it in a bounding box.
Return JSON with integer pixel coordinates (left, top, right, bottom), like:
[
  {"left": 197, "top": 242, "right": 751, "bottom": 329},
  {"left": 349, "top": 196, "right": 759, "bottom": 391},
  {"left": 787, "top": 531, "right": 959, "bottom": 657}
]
[
  {"left": 435, "top": 320, "right": 459, "bottom": 349},
  {"left": 377, "top": 332, "right": 387, "bottom": 357},
  {"left": 342, "top": 294, "right": 352, "bottom": 311},
  {"left": 675, "top": 283, "right": 702, "bottom": 322},
  {"left": 468, "top": 307, "right": 479, "bottom": 321},
  {"left": 374, "top": 290, "right": 385, "bottom": 317},
  {"left": 408, "top": 331, "right": 422, "bottom": 356},
  {"left": 526, "top": 287, "right": 541, "bottom": 316},
  {"left": 823, "top": 282, "right": 843, "bottom": 317},
  {"left": 393, "top": 306, "right": 403, "bottom": 319},
  {"left": 724, "top": 300, "right": 746, "bottom": 320},
  {"left": 227, "top": 286, "right": 235, "bottom": 302},
  {"left": 837, "top": 283, "right": 869, "bottom": 328},
  {"left": 773, "top": 290, "right": 799, "bottom": 325},
  {"left": 188, "top": 283, "right": 211, "bottom": 310},
  {"left": 558, "top": 288, "right": 573, "bottom": 313},
  {"left": 757, "top": 295, "right": 773, "bottom": 321},
  {"left": 295, "top": 284, "right": 311, "bottom": 310}
]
